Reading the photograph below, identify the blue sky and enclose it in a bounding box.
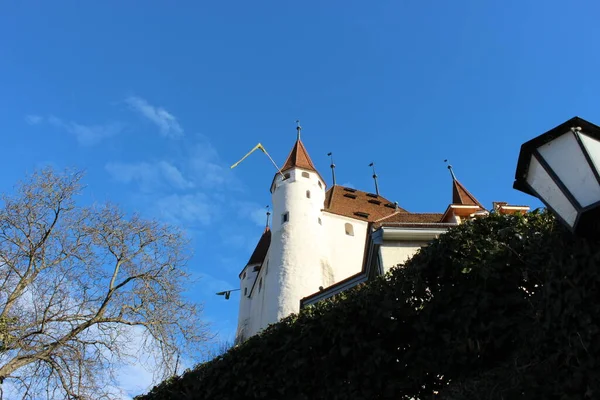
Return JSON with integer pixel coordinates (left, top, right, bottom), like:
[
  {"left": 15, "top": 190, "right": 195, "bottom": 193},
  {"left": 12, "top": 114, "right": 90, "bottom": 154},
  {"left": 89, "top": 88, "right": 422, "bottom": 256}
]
[{"left": 1, "top": 0, "right": 599, "bottom": 395}]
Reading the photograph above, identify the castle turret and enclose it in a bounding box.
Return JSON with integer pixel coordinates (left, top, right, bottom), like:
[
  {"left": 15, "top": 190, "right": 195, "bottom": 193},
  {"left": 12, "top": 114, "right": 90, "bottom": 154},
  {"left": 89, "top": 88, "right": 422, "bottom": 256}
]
[{"left": 262, "top": 127, "right": 330, "bottom": 324}]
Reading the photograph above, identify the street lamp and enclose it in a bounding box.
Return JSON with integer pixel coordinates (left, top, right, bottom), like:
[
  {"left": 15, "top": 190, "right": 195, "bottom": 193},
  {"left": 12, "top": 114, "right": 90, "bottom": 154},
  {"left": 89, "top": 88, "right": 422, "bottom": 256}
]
[{"left": 514, "top": 116, "right": 600, "bottom": 236}]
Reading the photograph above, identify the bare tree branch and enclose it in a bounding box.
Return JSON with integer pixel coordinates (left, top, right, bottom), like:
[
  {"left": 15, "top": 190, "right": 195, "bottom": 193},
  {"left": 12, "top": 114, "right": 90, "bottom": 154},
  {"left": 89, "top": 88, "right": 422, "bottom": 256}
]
[{"left": 0, "top": 168, "right": 209, "bottom": 399}]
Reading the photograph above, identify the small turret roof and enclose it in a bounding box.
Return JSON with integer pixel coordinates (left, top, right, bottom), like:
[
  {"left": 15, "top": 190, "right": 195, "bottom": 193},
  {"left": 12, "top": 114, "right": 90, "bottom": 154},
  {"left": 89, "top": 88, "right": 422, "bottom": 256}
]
[
  {"left": 452, "top": 178, "right": 484, "bottom": 209},
  {"left": 239, "top": 227, "right": 271, "bottom": 278},
  {"left": 281, "top": 138, "right": 318, "bottom": 173}
]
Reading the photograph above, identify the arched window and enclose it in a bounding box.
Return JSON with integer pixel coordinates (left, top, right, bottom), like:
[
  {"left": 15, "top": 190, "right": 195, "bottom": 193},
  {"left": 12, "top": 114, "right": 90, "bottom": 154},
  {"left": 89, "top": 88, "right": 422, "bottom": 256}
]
[
  {"left": 302, "top": 171, "right": 310, "bottom": 178},
  {"left": 345, "top": 223, "right": 354, "bottom": 236},
  {"left": 306, "top": 190, "right": 311, "bottom": 199}
]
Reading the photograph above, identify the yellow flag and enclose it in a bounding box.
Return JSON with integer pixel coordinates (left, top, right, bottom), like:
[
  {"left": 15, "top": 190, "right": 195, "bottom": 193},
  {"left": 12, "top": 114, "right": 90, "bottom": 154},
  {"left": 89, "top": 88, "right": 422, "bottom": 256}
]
[
  {"left": 230, "top": 143, "right": 263, "bottom": 169},
  {"left": 230, "top": 143, "right": 283, "bottom": 177}
]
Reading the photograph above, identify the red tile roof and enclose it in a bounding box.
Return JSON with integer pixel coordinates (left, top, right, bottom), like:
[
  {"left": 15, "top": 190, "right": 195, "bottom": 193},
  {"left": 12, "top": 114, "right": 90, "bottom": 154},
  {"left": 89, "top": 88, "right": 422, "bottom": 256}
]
[
  {"left": 452, "top": 179, "right": 485, "bottom": 209},
  {"left": 281, "top": 139, "right": 317, "bottom": 173},
  {"left": 323, "top": 185, "right": 407, "bottom": 222},
  {"left": 373, "top": 212, "right": 445, "bottom": 229}
]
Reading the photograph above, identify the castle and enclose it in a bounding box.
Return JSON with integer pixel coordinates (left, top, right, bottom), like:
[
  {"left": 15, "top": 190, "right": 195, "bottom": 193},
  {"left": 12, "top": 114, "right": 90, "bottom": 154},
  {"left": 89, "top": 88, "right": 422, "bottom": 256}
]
[{"left": 235, "top": 127, "right": 528, "bottom": 343}]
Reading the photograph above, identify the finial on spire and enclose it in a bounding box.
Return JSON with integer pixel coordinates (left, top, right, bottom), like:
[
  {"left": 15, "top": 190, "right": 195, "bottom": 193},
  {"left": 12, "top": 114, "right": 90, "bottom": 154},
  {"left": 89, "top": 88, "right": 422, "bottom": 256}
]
[
  {"left": 444, "top": 159, "right": 457, "bottom": 181},
  {"left": 327, "top": 152, "right": 337, "bottom": 186},
  {"left": 369, "top": 162, "right": 380, "bottom": 196},
  {"left": 266, "top": 205, "right": 271, "bottom": 228},
  {"left": 295, "top": 120, "right": 302, "bottom": 140}
]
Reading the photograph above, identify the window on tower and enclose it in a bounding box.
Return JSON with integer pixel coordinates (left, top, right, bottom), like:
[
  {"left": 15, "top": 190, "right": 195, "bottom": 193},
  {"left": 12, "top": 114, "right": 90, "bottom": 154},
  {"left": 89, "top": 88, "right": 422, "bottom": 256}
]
[
  {"left": 244, "top": 287, "right": 248, "bottom": 296},
  {"left": 345, "top": 223, "right": 354, "bottom": 236},
  {"left": 302, "top": 172, "right": 310, "bottom": 178},
  {"left": 318, "top": 217, "right": 322, "bottom": 225},
  {"left": 306, "top": 190, "right": 311, "bottom": 199},
  {"left": 283, "top": 173, "right": 291, "bottom": 180},
  {"left": 259, "top": 278, "right": 263, "bottom": 292},
  {"left": 318, "top": 181, "right": 322, "bottom": 188},
  {"left": 282, "top": 212, "right": 289, "bottom": 224}
]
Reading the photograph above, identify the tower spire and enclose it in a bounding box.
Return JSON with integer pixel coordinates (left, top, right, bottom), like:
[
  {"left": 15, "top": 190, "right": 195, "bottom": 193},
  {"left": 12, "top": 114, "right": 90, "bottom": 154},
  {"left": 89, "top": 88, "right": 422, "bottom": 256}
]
[
  {"left": 369, "top": 162, "right": 380, "bottom": 196},
  {"left": 444, "top": 159, "right": 457, "bottom": 181},
  {"left": 328, "top": 152, "right": 336, "bottom": 186},
  {"left": 296, "top": 120, "right": 301, "bottom": 140},
  {"left": 444, "top": 159, "right": 484, "bottom": 208}
]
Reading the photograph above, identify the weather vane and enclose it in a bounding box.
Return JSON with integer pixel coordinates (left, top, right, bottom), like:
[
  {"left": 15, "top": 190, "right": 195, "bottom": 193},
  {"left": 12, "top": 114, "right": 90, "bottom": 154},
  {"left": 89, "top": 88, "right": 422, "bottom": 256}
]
[{"left": 296, "top": 120, "right": 302, "bottom": 139}]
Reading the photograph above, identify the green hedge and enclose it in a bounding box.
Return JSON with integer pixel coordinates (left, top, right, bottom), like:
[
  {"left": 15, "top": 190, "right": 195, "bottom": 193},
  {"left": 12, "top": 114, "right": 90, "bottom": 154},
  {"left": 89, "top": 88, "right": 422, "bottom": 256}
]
[{"left": 137, "top": 211, "right": 600, "bottom": 400}]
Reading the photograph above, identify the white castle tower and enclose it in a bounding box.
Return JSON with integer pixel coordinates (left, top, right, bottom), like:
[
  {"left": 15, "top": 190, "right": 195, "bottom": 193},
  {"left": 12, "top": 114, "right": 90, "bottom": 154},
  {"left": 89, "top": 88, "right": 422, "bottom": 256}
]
[
  {"left": 236, "top": 125, "right": 331, "bottom": 342},
  {"left": 234, "top": 125, "right": 532, "bottom": 344}
]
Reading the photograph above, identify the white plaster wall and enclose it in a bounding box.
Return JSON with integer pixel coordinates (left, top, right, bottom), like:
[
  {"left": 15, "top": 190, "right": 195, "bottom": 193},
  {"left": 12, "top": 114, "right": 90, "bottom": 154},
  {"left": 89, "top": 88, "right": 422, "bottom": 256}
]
[
  {"left": 321, "top": 213, "right": 368, "bottom": 282},
  {"left": 379, "top": 241, "right": 427, "bottom": 273},
  {"left": 250, "top": 167, "right": 328, "bottom": 333},
  {"left": 235, "top": 263, "right": 260, "bottom": 343},
  {"left": 247, "top": 255, "right": 269, "bottom": 336}
]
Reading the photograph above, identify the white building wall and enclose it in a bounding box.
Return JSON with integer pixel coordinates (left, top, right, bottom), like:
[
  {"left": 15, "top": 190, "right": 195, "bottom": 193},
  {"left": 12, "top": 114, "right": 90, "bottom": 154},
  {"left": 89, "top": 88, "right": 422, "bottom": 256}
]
[
  {"left": 378, "top": 241, "right": 427, "bottom": 273},
  {"left": 321, "top": 213, "right": 368, "bottom": 281},
  {"left": 245, "top": 167, "right": 328, "bottom": 336},
  {"left": 247, "top": 256, "right": 269, "bottom": 336},
  {"left": 235, "top": 263, "right": 260, "bottom": 343}
]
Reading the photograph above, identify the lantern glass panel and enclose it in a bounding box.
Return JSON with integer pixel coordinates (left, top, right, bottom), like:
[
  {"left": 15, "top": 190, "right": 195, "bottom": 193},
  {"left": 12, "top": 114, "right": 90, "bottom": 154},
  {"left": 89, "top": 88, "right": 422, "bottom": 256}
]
[
  {"left": 538, "top": 131, "right": 600, "bottom": 207},
  {"left": 579, "top": 133, "right": 600, "bottom": 175},
  {"left": 526, "top": 154, "right": 578, "bottom": 228}
]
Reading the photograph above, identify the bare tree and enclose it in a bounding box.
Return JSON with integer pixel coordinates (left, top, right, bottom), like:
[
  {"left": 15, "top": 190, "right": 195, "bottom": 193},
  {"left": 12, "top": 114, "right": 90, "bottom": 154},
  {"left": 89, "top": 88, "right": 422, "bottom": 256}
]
[{"left": 0, "top": 168, "right": 208, "bottom": 399}]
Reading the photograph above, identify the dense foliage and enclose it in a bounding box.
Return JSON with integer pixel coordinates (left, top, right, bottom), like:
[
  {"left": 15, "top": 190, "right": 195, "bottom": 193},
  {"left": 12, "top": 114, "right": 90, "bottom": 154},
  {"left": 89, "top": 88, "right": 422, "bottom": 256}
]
[{"left": 138, "top": 211, "right": 600, "bottom": 399}]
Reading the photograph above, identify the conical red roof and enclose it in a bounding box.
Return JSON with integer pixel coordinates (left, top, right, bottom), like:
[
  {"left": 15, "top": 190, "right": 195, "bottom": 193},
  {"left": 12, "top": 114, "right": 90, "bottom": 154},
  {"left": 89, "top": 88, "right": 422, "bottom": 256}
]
[
  {"left": 452, "top": 179, "right": 484, "bottom": 208},
  {"left": 246, "top": 227, "right": 271, "bottom": 266},
  {"left": 281, "top": 139, "right": 317, "bottom": 173}
]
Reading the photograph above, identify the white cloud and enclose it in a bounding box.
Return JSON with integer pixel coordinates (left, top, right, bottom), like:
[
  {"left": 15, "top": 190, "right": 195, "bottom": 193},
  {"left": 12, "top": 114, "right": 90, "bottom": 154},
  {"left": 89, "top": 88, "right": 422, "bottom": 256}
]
[
  {"left": 156, "top": 193, "right": 214, "bottom": 226},
  {"left": 106, "top": 161, "right": 193, "bottom": 191},
  {"left": 27, "top": 114, "right": 123, "bottom": 146},
  {"left": 25, "top": 114, "right": 43, "bottom": 125},
  {"left": 235, "top": 201, "right": 269, "bottom": 227},
  {"left": 125, "top": 96, "right": 183, "bottom": 138},
  {"left": 186, "top": 139, "right": 233, "bottom": 189}
]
